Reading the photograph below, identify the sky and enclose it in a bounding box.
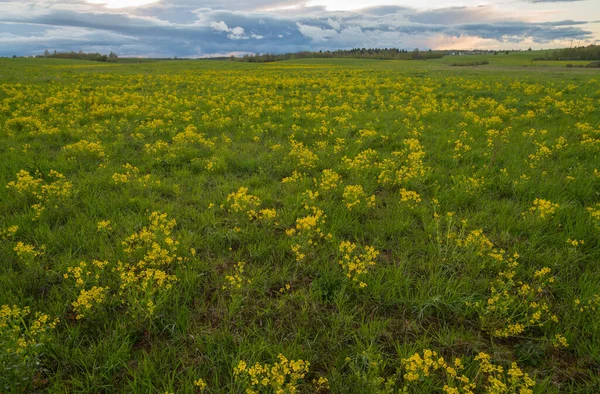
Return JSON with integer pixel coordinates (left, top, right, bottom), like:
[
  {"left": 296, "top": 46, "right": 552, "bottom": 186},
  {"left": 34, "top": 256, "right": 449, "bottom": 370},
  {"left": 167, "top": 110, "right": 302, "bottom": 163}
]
[{"left": 0, "top": 0, "right": 599, "bottom": 57}]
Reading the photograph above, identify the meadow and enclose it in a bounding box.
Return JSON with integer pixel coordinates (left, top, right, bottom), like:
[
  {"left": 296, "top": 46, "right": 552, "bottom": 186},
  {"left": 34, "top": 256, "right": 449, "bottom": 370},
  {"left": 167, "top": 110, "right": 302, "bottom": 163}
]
[{"left": 0, "top": 53, "right": 599, "bottom": 393}]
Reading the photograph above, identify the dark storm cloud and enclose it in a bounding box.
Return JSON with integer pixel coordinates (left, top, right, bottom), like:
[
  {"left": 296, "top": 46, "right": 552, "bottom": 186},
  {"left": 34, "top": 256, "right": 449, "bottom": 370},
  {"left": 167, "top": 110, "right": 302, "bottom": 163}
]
[{"left": 0, "top": 1, "right": 596, "bottom": 57}]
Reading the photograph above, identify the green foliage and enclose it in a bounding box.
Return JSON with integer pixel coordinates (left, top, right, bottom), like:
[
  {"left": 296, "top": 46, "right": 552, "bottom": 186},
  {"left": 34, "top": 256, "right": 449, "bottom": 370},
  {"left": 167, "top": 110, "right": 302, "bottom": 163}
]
[
  {"left": 37, "top": 50, "right": 118, "bottom": 62},
  {"left": 542, "top": 45, "right": 600, "bottom": 61},
  {"left": 232, "top": 47, "right": 445, "bottom": 62}
]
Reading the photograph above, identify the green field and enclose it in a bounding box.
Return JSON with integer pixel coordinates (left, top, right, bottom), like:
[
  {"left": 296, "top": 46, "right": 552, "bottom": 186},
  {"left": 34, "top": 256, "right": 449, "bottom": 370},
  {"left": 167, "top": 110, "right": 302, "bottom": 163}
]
[{"left": 1, "top": 54, "right": 599, "bottom": 393}]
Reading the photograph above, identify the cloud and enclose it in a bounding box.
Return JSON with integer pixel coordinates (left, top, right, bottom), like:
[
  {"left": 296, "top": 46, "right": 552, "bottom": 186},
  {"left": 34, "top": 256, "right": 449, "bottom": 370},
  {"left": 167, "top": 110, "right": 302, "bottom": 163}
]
[
  {"left": 0, "top": 0, "right": 597, "bottom": 57},
  {"left": 454, "top": 22, "right": 591, "bottom": 43},
  {"left": 526, "top": 0, "right": 585, "bottom": 2},
  {"left": 327, "top": 18, "right": 341, "bottom": 30},
  {"left": 408, "top": 6, "right": 501, "bottom": 25},
  {"left": 210, "top": 20, "right": 262, "bottom": 40},
  {"left": 210, "top": 21, "right": 230, "bottom": 32}
]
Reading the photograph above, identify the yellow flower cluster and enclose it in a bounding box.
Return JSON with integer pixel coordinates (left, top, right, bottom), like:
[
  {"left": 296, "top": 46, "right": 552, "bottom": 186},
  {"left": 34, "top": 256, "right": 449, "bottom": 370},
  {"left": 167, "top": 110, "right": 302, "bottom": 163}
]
[
  {"left": 451, "top": 174, "right": 486, "bottom": 196},
  {"left": 452, "top": 137, "right": 471, "bottom": 160},
  {"left": 71, "top": 286, "right": 109, "bottom": 320},
  {"left": 287, "top": 206, "right": 331, "bottom": 262},
  {"left": 64, "top": 260, "right": 110, "bottom": 318},
  {"left": 122, "top": 211, "right": 179, "bottom": 265},
  {"left": 456, "top": 229, "right": 494, "bottom": 257},
  {"left": 470, "top": 255, "right": 560, "bottom": 339},
  {"left": 282, "top": 170, "right": 306, "bottom": 184},
  {"left": 402, "top": 349, "right": 535, "bottom": 394},
  {"left": 227, "top": 187, "right": 262, "bottom": 219},
  {"left": 172, "top": 125, "right": 215, "bottom": 149},
  {"left": 553, "top": 333, "right": 569, "bottom": 348},
  {"left": 574, "top": 294, "right": 600, "bottom": 313},
  {"left": 0, "top": 304, "right": 59, "bottom": 388},
  {"left": 342, "top": 148, "right": 378, "bottom": 172},
  {"left": 6, "top": 169, "right": 74, "bottom": 220},
  {"left": 399, "top": 188, "right": 421, "bottom": 208},
  {"left": 580, "top": 128, "right": 600, "bottom": 147},
  {"left": 338, "top": 241, "right": 379, "bottom": 288},
  {"left": 117, "top": 211, "right": 182, "bottom": 319},
  {"left": 554, "top": 136, "right": 568, "bottom": 150},
  {"left": 524, "top": 198, "right": 559, "bottom": 220},
  {"left": 575, "top": 122, "right": 600, "bottom": 147},
  {"left": 226, "top": 188, "right": 277, "bottom": 223},
  {"left": 112, "top": 163, "right": 159, "bottom": 187},
  {"left": 144, "top": 140, "right": 174, "bottom": 162},
  {"left": 475, "top": 353, "right": 535, "bottom": 394},
  {"left": 342, "top": 184, "right": 375, "bottom": 211},
  {"left": 62, "top": 139, "right": 106, "bottom": 160},
  {"left": 402, "top": 349, "right": 469, "bottom": 386},
  {"left": 97, "top": 220, "right": 112, "bottom": 231},
  {"left": 356, "top": 128, "right": 381, "bottom": 145},
  {"left": 1, "top": 304, "right": 58, "bottom": 349},
  {"left": 64, "top": 212, "right": 183, "bottom": 321},
  {"left": 223, "top": 261, "right": 252, "bottom": 290},
  {"left": 526, "top": 142, "right": 553, "bottom": 168},
  {"left": 13, "top": 241, "right": 45, "bottom": 265},
  {"left": 333, "top": 137, "right": 346, "bottom": 153},
  {"left": 484, "top": 128, "right": 509, "bottom": 152},
  {"left": 566, "top": 238, "right": 584, "bottom": 247},
  {"left": 312, "top": 377, "right": 330, "bottom": 392},
  {"left": 116, "top": 266, "right": 177, "bottom": 317},
  {"left": 317, "top": 169, "right": 342, "bottom": 192},
  {"left": 1, "top": 224, "right": 19, "bottom": 240},
  {"left": 378, "top": 138, "right": 428, "bottom": 186},
  {"left": 258, "top": 208, "right": 277, "bottom": 222},
  {"left": 194, "top": 378, "right": 207, "bottom": 391},
  {"left": 233, "top": 354, "right": 310, "bottom": 394},
  {"left": 3, "top": 115, "right": 53, "bottom": 135},
  {"left": 288, "top": 139, "right": 318, "bottom": 169},
  {"left": 6, "top": 169, "right": 43, "bottom": 194},
  {"left": 301, "top": 189, "right": 319, "bottom": 204},
  {"left": 64, "top": 260, "right": 109, "bottom": 287},
  {"left": 587, "top": 203, "right": 600, "bottom": 223}
]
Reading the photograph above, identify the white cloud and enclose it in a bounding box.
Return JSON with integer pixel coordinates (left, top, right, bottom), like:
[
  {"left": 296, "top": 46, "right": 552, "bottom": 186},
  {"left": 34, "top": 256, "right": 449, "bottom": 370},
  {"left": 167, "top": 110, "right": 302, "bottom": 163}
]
[
  {"left": 296, "top": 23, "right": 338, "bottom": 42},
  {"left": 209, "top": 20, "right": 251, "bottom": 40},
  {"left": 231, "top": 26, "right": 245, "bottom": 35},
  {"left": 327, "top": 18, "right": 340, "bottom": 30},
  {"left": 210, "top": 20, "right": 229, "bottom": 31},
  {"left": 86, "top": 0, "right": 160, "bottom": 9}
]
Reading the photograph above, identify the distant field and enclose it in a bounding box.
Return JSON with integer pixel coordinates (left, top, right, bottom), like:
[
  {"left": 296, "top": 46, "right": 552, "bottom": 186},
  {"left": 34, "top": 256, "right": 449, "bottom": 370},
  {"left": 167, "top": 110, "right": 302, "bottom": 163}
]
[
  {"left": 0, "top": 56, "right": 599, "bottom": 393},
  {"left": 435, "top": 50, "right": 593, "bottom": 67}
]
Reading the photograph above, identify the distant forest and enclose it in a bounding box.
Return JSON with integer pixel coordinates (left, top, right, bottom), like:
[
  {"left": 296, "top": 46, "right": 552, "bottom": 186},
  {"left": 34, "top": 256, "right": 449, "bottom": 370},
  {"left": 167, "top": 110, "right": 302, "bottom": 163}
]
[
  {"left": 231, "top": 48, "right": 446, "bottom": 62},
  {"left": 37, "top": 50, "right": 119, "bottom": 62},
  {"left": 540, "top": 45, "right": 600, "bottom": 61},
  {"left": 27, "top": 46, "right": 600, "bottom": 64}
]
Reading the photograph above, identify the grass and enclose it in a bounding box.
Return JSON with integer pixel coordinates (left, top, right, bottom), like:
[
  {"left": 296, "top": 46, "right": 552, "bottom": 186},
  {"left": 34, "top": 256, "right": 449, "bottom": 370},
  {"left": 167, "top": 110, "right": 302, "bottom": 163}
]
[{"left": 0, "top": 54, "right": 599, "bottom": 393}]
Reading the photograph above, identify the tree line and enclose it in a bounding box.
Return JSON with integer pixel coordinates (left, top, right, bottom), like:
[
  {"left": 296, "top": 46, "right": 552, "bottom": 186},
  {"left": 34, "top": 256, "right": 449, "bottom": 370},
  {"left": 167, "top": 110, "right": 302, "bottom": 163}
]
[
  {"left": 37, "top": 50, "right": 119, "bottom": 62},
  {"left": 231, "top": 48, "right": 445, "bottom": 63},
  {"left": 539, "top": 45, "right": 600, "bottom": 61}
]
